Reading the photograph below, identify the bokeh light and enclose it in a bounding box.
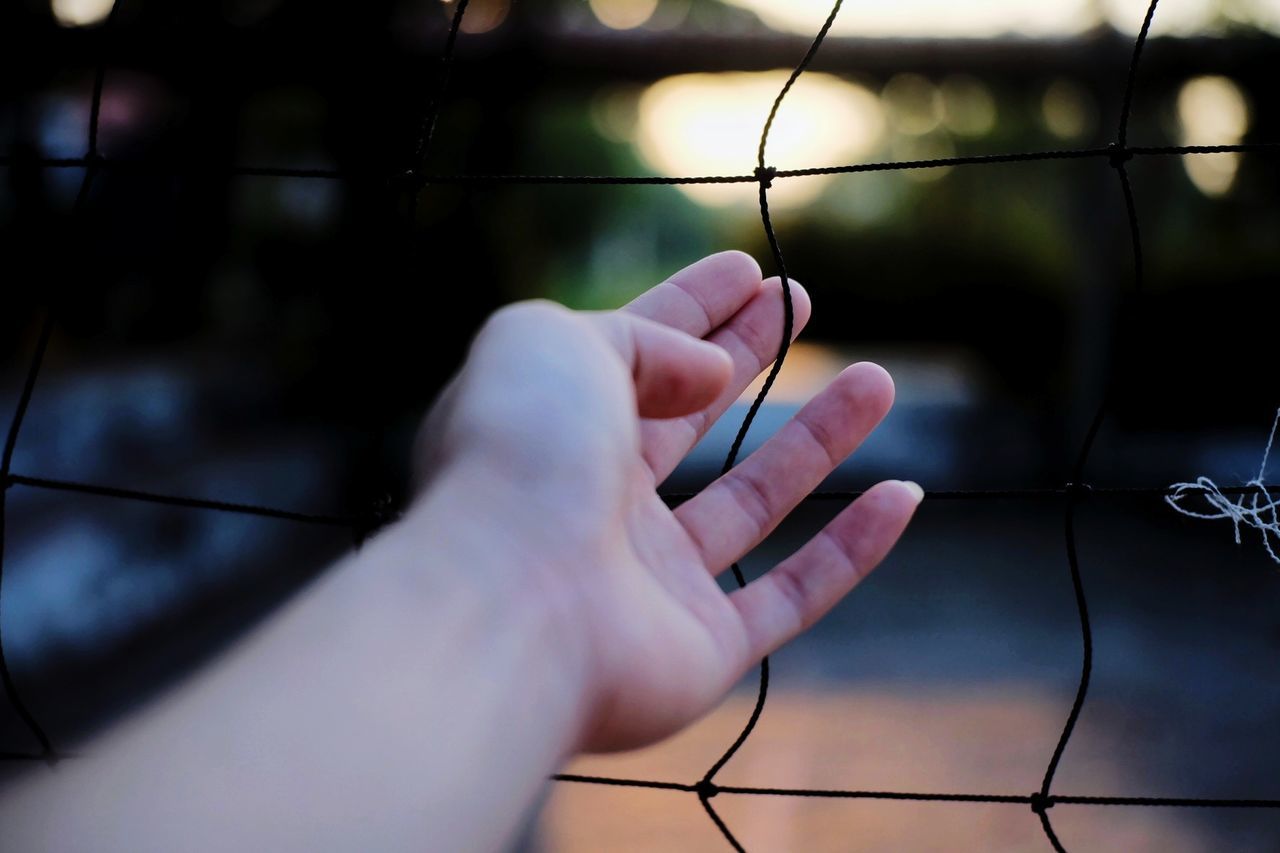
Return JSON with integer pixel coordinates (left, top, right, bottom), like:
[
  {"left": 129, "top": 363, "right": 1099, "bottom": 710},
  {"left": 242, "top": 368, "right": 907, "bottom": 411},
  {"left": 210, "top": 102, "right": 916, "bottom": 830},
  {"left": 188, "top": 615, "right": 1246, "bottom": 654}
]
[
  {"left": 51, "top": 0, "right": 115, "bottom": 27},
  {"left": 1222, "top": 0, "right": 1280, "bottom": 31},
  {"left": 1099, "top": 0, "right": 1215, "bottom": 34},
  {"left": 723, "top": 0, "right": 1280, "bottom": 36},
  {"left": 588, "top": 0, "right": 660, "bottom": 30},
  {"left": 635, "top": 71, "right": 884, "bottom": 208},
  {"left": 939, "top": 76, "right": 997, "bottom": 138},
  {"left": 882, "top": 74, "right": 942, "bottom": 137},
  {"left": 892, "top": 132, "right": 956, "bottom": 182},
  {"left": 1103, "top": 0, "right": 1280, "bottom": 34},
  {"left": 1041, "top": 79, "right": 1095, "bottom": 140},
  {"left": 590, "top": 87, "right": 642, "bottom": 143},
  {"left": 1177, "top": 75, "right": 1250, "bottom": 196},
  {"left": 720, "top": 0, "right": 1094, "bottom": 37},
  {"left": 442, "top": 0, "right": 508, "bottom": 35}
]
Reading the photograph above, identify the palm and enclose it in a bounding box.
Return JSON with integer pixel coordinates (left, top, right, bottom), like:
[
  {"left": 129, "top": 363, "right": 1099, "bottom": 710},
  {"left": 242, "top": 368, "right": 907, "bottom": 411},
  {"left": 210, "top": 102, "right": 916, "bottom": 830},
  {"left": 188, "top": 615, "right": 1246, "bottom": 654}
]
[{"left": 555, "top": 252, "right": 920, "bottom": 752}]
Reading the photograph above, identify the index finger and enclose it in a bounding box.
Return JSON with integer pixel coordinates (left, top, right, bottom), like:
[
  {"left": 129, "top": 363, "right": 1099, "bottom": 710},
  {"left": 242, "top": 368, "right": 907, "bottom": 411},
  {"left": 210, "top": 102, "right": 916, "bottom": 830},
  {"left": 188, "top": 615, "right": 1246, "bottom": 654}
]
[{"left": 623, "top": 251, "right": 764, "bottom": 338}]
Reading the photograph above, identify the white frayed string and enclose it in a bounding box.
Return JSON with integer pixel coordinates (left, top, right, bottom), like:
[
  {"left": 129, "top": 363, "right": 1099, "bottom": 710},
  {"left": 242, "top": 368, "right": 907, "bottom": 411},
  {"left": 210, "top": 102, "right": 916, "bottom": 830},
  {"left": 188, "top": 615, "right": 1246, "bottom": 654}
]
[{"left": 1166, "top": 408, "right": 1280, "bottom": 565}]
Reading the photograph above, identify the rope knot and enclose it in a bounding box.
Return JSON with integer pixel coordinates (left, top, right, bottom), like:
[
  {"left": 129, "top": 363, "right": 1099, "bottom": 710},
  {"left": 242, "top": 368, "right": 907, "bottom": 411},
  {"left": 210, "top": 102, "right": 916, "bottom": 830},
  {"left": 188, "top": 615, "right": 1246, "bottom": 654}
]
[
  {"left": 1029, "top": 792, "right": 1055, "bottom": 813},
  {"left": 755, "top": 165, "right": 777, "bottom": 190},
  {"left": 1107, "top": 143, "right": 1132, "bottom": 168},
  {"left": 695, "top": 779, "right": 720, "bottom": 799},
  {"left": 1166, "top": 408, "right": 1280, "bottom": 565}
]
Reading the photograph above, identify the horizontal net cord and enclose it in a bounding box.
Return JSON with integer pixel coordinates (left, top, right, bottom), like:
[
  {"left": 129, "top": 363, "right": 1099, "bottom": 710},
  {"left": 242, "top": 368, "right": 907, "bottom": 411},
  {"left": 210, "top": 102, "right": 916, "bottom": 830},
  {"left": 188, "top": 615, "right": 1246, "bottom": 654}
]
[
  {"left": 1, "top": 142, "right": 1277, "bottom": 185},
  {"left": 552, "top": 774, "right": 1280, "bottom": 808},
  {"left": 4, "top": 0, "right": 1277, "bottom": 847},
  {"left": 5, "top": 474, "right": 355, "bottom": 527},
  {"left": 2, "top": 760, "right": 1271, "bottom": 810},
  {"left": 6, "top": 473, "right": 1276, "bottom": 527},
  {"left": 1167, "top": 408, "right": 1280, "bottom": 564}
]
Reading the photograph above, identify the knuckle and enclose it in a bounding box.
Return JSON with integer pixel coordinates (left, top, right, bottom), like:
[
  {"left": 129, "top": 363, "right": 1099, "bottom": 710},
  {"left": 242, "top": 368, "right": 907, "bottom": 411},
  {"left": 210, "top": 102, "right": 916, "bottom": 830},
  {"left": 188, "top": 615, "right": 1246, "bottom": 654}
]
[
  {"left": 796, "top": 413, "right": 843, "bottom": 469},
  {"left": 475, "top": 300, "right": 585, "bottom": 357},
  {"left": 727, "top": 468, "right": 774, "bottom": 541},
  {"left": 484, "top": 298, "right": 567, "bottom": 332},
  {"left": 770, "top": 567, "right": 811, "bottom": 633},
  {"left": 734, "top": 312, "right": 776, "bottom": 367}
]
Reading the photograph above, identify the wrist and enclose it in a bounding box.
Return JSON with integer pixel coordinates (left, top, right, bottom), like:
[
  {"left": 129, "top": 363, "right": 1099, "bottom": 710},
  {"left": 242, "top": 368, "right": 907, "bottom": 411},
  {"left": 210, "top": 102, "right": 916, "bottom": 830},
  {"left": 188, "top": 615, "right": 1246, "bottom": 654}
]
[{"left": 387, "top": 460, "right": 600, "bottom": 757}]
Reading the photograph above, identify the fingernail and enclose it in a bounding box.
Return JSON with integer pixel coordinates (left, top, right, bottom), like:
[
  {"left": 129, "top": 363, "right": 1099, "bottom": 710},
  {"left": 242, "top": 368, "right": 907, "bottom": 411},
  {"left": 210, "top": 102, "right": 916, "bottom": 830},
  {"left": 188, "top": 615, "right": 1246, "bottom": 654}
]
[{"left": 901, "top": 480, "right": 924, "bottom": 504}]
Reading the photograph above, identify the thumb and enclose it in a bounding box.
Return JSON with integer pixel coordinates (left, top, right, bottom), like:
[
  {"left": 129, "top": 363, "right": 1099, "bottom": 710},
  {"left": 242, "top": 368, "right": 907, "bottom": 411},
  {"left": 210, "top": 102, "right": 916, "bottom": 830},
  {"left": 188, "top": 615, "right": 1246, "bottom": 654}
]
[{"left": 590, "top": 312, "right": 733, "bottom": 419}]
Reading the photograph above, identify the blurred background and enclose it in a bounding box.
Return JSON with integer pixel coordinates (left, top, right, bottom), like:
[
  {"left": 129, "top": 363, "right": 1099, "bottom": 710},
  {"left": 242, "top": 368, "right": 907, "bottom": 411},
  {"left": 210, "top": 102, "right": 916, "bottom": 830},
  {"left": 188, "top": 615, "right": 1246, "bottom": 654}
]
[{"left": 2, "top": 0, "right": 1280, "bottom": 849}]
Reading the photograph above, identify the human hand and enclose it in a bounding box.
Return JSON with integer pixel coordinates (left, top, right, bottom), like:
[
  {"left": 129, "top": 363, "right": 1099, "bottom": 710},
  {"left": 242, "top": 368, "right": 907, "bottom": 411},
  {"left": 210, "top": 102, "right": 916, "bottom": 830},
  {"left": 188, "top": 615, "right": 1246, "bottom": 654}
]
[{"left": 411, "top": 251, "right": 922, "bottom": 753}]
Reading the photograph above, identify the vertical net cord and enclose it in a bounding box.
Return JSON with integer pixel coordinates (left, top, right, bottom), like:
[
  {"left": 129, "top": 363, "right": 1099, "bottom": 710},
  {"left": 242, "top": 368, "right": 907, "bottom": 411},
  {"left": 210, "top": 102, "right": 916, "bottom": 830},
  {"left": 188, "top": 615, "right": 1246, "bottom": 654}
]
[
  {"left": 404, "top": 0, "right": 471, "bottom": 226},
  {"left": 1035, "top": 2, "right": 1160, "bottom": 850},
  {"left": 0, "top": 0, "right": 119, "bottom": 764},
  {"left": 698, "top": 1, "right": 846, "bottom": 847},
  {"left": 352, "top": 0, "right": 472, "bottom": 550},
  {"left": 1, "top": 2, "right": 1278, "bottom": 845},
  {"left": 409, "top": 0, "right": 471, "bottom": 178}
]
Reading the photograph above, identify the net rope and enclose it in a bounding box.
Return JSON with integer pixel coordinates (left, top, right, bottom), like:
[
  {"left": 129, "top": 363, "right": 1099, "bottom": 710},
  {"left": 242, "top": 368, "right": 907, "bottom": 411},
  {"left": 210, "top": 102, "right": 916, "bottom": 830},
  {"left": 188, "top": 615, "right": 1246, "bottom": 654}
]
[{"left": 2, "top": 0, "right": 1279, "bottom": 848}]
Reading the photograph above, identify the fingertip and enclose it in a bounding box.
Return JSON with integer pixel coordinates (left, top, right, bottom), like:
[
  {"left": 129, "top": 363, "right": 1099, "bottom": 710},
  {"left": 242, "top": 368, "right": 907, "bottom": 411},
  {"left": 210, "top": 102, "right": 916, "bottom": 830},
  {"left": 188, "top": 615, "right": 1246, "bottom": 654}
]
[
  {"left": 669, "top": 251, "right": 764, "bottom": 306},
  {"left": 825, "top": 362, "right": 896, "bottom": 432},
  {"left": 898, "top": 479, "right": 925, "bottom": 504},
  {"left": 843, "top": 361, "right": 895, "bottom": 410},
  {"left": 788, "top": 280, "right": 812, "bottom": 329},
  {"left": 707, "top": 249, "right": 764, "bottom": 286},
  {"left": 787, "top": 277, "right": 810, "bottom": 307},
  {"left": 877, "top": 479, "right": 924, "bottom": 512}
]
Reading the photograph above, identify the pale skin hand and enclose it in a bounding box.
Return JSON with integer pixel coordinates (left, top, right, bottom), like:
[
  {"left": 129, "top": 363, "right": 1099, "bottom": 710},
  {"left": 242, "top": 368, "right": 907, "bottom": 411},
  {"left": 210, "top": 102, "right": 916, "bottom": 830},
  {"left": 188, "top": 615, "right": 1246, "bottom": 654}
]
[
  {"left": 427, "top": 250, "right": 923, "bottom": 752},
  {"left": 0, "top": 251, "right": 920, "bottom": 853}
]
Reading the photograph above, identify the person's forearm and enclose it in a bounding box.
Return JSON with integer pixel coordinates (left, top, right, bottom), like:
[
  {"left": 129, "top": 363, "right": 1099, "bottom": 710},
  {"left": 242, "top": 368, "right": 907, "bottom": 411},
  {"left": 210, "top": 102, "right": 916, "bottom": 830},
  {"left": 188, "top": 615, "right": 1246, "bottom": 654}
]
[{"left": 1, "top": 462, "right": 590, "bottom": 853}]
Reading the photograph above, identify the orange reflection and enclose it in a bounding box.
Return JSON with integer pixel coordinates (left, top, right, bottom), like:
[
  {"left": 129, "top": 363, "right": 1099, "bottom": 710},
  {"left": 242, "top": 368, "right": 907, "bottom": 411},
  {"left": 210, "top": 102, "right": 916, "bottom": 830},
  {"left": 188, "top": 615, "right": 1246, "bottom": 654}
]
[
  {"left": 442, "top": 0, "right": 508, "bottom": 35},
  {"left": 540, "top": 688, "right": 1211, "bottom": 852}
]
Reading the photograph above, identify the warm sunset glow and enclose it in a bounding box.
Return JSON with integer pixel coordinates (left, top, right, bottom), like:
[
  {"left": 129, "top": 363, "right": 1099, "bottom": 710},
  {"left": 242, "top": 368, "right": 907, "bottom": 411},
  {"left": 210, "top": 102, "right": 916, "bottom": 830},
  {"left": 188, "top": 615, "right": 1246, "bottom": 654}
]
[
  {"left": 1224, "top": 0, "right": 1280, "bottom": 31},
  {"left": 1177, "top": 76, "right": 1250, "bottom": 196},
  {"left": 721, "top": 0, "right": 1280, "bottom": 37},
  {"left": 1102, "top": 0, "right": 1280, "bottom": 33},
  {"left": 51, "top": 0, "right": 114, "bottom": 27},
  {"left": 636, "top": 72, "right": 883, "bottom": 208},
  {"left": 541, "top": 689, "right": 1212, "bottom": 851},
  {"left": 1100, "top": 0, "right": 1215, "bottom": 34},
  {"left": 720, "top": 0, "right": 1094, "bottom": 37}
]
